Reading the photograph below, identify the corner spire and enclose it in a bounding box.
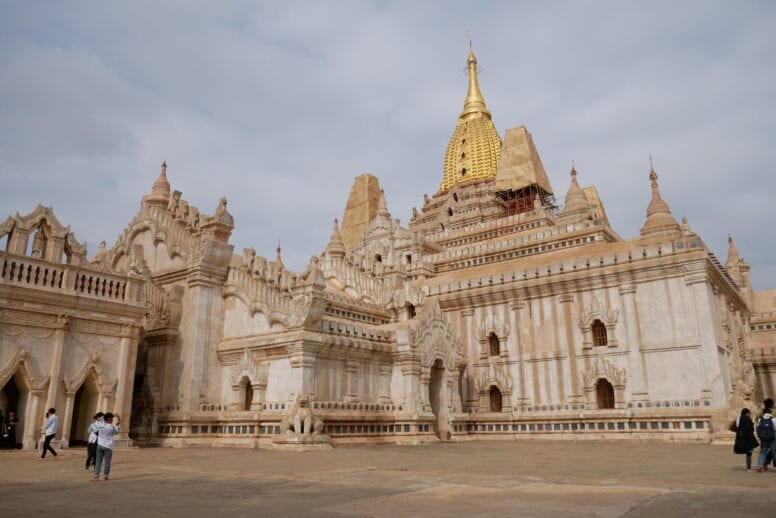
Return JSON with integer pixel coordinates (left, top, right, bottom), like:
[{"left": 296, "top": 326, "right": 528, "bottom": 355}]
[
  {"left": 145, "top": 160, "right": 171, "bottom": 206},
  {"left": 558, "top": 163, "right": 591, "bottom": 220},
  {"left": 639, "top": 161, "right": 681, "bottom": 239},
  {"left": 726, "top": 235, "right": 742, "bottom": 266},
  {"left": 276, "top": 241, "right": 284, "bottom": 269},
  {"left": 324, "top": 217, "right": 346, "bottom": 259},
  {"left": 460, "top": 40, "right": 491, "bottom": 121}
]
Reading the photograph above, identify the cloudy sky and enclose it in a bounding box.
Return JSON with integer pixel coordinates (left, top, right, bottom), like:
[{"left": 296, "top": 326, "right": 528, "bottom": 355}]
[{"left": 1, "top": 1, "right": 774, "bottom": 289}]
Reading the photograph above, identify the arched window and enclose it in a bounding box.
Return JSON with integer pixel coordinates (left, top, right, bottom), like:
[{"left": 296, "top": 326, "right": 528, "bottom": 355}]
[
  {"left": 596, "top": 379, "right": 615, "bottom": 409},
  {"left": 592, "top": 319, "right": 608, "bottom": 347},
  {"left": 243, "top": 379, "right": 253, "bottom": 411},
  {"left": 488, "top": 333, "right": 500, "bottom": 357},
  {"left": 453, "top": 193, "right": 458, "bottom": 202},
  {"left": 406, "top": 303, "right": 416, "bottom": 320},
  {"left": 374, "top": 254, "right": 382, "bottom": 263},
  {"left": 461, "top": 168, "right": 467, "bottom": 177},
  {"left": 447, "top": 207, "right": 453, "bottom": 217},
  {"left": 489, "top": 387, "right": 502, "bottom": 412},
  {"left": 460, "top": 152, "right": 466, "bottom": 160}
]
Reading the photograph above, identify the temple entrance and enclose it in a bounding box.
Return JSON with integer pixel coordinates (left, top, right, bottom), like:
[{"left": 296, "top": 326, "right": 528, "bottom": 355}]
[
  {"left": 596, "top": 379, "right": 615, "bottom": 409},
  {"left": 69, "top": 376, "right": 100, "bottom": 446},
  {"left": 489, "top": 386, "right": 503, "bottom": 412},
  {"left": 1, "top": 373, "right": 28, "bottom": 446},
  {"left": 243, "top": 378, "right": 253, "bottom": 411},
  {"left": 428, "top": 359, "right": 449, "bottom": 439}
]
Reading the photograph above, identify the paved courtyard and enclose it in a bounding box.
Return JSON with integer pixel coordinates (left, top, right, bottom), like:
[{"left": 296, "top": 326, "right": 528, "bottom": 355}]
[{"left": 1, "top": 440, "right": 774, "bottom": 517}]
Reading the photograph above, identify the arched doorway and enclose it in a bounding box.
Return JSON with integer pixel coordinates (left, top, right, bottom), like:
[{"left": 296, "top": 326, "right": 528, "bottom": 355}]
[
  {"left": 1, "top": 373, "right": 28, "bottom": 447},
  {"left": 596, "top": 379, "right": 615, "bottom": 409},
  {"left": 69, "top": 376, "right": 101, "bottom": 445},
  {"left": 428, "top": 359, "right": 449, "bottom": 439},
  {"left": 489, "top": 386, "right": 502, "bottom": 412}
]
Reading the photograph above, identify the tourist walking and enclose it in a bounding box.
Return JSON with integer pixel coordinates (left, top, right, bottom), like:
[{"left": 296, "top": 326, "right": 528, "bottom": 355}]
[
  {"left": 39, "top": 408, "right": 58, "bottom": 460},
  {"left": 85, "top": 412, "right": 104, "bottom": 470},
  {"left": 734, "top": 408, "right": 759, "bottom": 471},
  {"left": 755, "top": 405, "right": 776, "bottom": 472},
  {"left": 4, "top": 410, "right": 19, "bottom": 449},
  {"left": 91, "top": 412, "right": 121, "bottom": 481},
  {"left": 757, "top": 398, "right": 776, "bottom": 469}
]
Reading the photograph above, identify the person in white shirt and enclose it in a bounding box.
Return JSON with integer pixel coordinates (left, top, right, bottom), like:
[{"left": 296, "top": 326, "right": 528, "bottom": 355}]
[
  {"left": 85, "top": 412, "right": 104, "bottom": 471},
  {"left": 40, "top": 408, "right": 58, "bottom": 460},
  {"left": 91, "top": 412, "right": 121, "bottom": 481}
]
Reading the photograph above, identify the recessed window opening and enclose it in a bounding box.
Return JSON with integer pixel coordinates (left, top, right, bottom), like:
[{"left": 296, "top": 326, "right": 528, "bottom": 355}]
[
  {"left": 488, "top": 333, "right": 500, "bottom": 356},
  {"left": 596, "top": 379, "right": 615, "bottom": 409},
  {"left": 592, "top": 319, "right": 608, "bottom": 347},
  {"left": 375, "top": 254, "right": 382, "bottom": 263},
  {"left": 447, "top": 207, "right": 453, "bottom": 217}
]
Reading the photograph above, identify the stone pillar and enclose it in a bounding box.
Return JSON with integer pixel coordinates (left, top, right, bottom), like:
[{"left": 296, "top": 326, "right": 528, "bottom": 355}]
[
  {"left": 112, "top": 325, "right": 138, "bottom": 440},
  {"left": 510, "top": 300, "right": 531, "bottom": 406},
  {"left": 558, "top": 294, "right": 582, "bottom": 403},
  {"left": 379, "top": 364, "right": 393, "bottom": 404},
  {"left": 289, "top": 346, "right": 317, "bottom": 398},
  {"left": 400, "top": 362, "right": 421, "bottom": 412},
  {"left": 420, "top": 370, "right": 431, "bottom": 412},
  {"left": 59, "top": 390, "right": 76, "bottom": 448},
  {"left": 447, "top": 370, "right": 462, "bottom": 412},
  {"left": 252, "top": 381, "right": 267, "bottom": 410},
  {"left": 44, "top": 315, "right": 69, "bottom": 414},
  {"left": 345, "top": 361, "right": 360, "bottom": 403},
  {"left": 620, "top": 284, "right": 648, "bottom": 401},
  {"left": 461, "top": 308, "right": 479, "bottom": 409},
  {"left": 24, "top": 389, "right": 44, "bottom": 450},
  {"left": 686, "top": 273, "right": 722, "bottom": 404}
]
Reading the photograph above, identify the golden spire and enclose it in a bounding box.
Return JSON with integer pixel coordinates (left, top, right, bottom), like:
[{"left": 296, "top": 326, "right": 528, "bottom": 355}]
[
  {"left": 460, "top": 40, "right": 491, "bottom": 121},
  {"left": 439, "top": 38, "right": 501, "bottom": 192}
]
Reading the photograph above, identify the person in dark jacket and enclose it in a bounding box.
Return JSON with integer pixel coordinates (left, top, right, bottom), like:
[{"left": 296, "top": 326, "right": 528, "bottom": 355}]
[{"left": 734, "top": 408, "right": 759, "bottom": 471}]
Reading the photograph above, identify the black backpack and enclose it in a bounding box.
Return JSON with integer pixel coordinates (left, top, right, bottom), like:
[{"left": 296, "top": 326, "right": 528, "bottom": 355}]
[{"left": 757, "top": 417, "right": 775, "bottom": 441}]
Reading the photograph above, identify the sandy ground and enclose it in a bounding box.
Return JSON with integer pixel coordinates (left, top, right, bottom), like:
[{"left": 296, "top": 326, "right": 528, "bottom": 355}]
[{"left": 1, "top": 440, "right": 774, "bottom": 517}]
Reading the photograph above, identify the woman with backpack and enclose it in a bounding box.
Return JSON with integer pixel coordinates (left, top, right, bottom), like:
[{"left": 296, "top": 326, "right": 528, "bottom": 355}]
[
  {"left": 734, "top": 408, "right": 759, "bottom": 471},
  {"left": 755, "top": 405, "right": 776, "bottom": 473}
]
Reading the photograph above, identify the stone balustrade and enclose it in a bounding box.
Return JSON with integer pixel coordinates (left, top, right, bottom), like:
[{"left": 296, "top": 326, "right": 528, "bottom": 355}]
[{"left": 0, "top": 251, "right": 139, "bottom": 302}]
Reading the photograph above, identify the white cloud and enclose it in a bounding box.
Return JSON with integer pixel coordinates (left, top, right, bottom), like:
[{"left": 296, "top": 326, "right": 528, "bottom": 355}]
[{"left": 0, "top": 1, "right": 774, "bottom": 288}]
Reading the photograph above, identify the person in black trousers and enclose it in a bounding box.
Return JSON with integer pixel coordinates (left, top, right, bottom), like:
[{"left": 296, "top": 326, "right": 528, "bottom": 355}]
[
  {"left": 40, "top": 408, "right": 58, "bottom": 460},
  {"left": 85, "top": 412, "right": 103, "bottom": 470},
  {"left": 734, "top": 408, "right": 759, "bottom": 471}
]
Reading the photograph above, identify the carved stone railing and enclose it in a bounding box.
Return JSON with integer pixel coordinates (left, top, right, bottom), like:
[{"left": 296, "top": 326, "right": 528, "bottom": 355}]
[{"left": 0, "top": 251, "right": 142, "bottom": 303}]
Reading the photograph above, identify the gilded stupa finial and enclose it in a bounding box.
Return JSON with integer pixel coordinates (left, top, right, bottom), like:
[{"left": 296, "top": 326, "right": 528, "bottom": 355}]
[{"left": 461, "top": 32, "right": 491, "bottom": 121}]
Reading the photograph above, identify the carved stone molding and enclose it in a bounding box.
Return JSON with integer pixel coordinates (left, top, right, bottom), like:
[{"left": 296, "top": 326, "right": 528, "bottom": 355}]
[
  {"left": 580, "top": 356, "right": 626, "bottom": 410},
  {"left": 0, "top": 348, "right": 49, "bottom": 390},
  {"left": 577, "top": 298, "right": 619, "bottom": 349},
  {"left": 63, "top": 352, "right": 115, "bottom": 394},
  {"left": 229, "top": 349, "right": 269, "bottom": 389},
  {"left": 475, "top": 313, "right": 510, "bottom": 359}
]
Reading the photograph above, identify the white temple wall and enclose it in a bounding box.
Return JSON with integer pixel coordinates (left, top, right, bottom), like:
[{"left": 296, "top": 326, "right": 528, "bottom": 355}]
[
  {"left": 315, "top": 358, "right": 346, "bottom": 402},
  {"left": 265, "top": 358, "right": 293, "bottom": 401},
  {"left": 222, "top": 297, "right": 271, "bottom": 337}
]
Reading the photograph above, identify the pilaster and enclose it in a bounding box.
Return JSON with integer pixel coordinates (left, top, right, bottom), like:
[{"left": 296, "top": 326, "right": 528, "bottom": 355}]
[{"left": 619, "top": 284, "right": 648, "bottom": 401}]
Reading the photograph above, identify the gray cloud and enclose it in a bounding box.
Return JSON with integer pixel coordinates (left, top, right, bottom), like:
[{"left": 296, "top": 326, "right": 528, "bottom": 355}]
[{"left": 1, "top": 1, "right": 774, "bottom": 289}]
